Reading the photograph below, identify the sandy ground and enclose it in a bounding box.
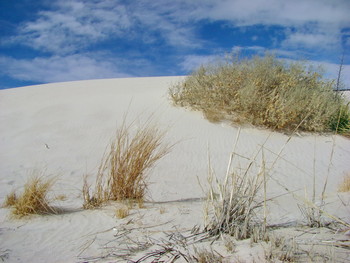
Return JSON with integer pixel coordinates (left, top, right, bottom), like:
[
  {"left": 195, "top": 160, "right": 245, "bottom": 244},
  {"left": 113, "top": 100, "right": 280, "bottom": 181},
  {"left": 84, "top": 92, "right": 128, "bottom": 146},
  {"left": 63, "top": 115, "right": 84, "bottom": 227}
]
[{"left": 0, "top": 77, "right": 349, "bottom": 262}]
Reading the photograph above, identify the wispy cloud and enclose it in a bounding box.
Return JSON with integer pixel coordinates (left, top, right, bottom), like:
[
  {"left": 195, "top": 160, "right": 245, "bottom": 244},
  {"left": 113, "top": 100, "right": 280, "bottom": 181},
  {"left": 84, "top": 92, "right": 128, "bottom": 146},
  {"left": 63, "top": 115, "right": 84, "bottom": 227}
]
[
  {"left": 8, "top": 0, "right": 200, "bottom": 55},
  {"left": 0, "top": 54, "right": 130, "bottom": 83},
  {"left": 196, "top": 0, "right": 349, "bottom": 51},
  {"left": 180, "top": 54, "right": 219, "bottom": 72},
  {"left": 11, "top": 0, "right": 131, "bottom": 54},
  {"left": 1, "top": 0, "right": 349, "bottom": 87}
]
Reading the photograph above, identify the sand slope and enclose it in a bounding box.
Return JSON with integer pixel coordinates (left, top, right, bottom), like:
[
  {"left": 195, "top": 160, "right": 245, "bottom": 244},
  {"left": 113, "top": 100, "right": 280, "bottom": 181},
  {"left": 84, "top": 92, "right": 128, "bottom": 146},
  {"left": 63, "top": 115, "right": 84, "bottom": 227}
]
[{"left": 0, "top": 77, "right": 349, "bottom": 262}]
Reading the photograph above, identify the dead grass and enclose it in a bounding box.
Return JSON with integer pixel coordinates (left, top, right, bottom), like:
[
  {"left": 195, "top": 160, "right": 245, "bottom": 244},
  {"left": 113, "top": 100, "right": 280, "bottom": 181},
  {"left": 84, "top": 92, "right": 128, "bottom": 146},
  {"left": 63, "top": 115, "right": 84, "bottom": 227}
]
[
  {"left": 338, "top": 173, "right": 350, "bottom": 192},
  {"left": 5, "top": 173, "right": 56, "bottom": 218},
  {"left": 264, "top": 236, "right": 298, "bottom": 262},
  {"left": 192, "top": 248, "right": 223, "bottom": 263},
  {"left": 115, "top": 206, "right": 130, "bottom": 219},
  {"left": 170, "top": 53, "right": 349, "bottom": 133},
  {"left": 83, "top": 116, "right": 172, "bottom": 209},
  {"left": 3, "top": 191, "right": 17, "bottom": 207},
  {"left": 203, "top": 129, "right": 267, "bottom": 241}
]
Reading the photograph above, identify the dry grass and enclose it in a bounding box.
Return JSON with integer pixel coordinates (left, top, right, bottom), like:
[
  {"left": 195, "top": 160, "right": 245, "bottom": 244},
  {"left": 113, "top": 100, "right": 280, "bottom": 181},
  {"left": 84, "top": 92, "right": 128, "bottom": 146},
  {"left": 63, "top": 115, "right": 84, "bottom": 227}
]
[
  {"left": 3, "top": 191, "right": 17, "bottom": 207},
  {"left": 264, "top": 236, "right": 298, "bottom": 262},
  {"left": 115, "top": 206, "right": 130, "bottom": 219},
  {"left": 5, "top": 174, "right": 56, "bottom": 218},
  {"left": 170, "top": 53, "right": 349, "bottom": 133},
  {"left": 203, "top": 130, "right": 267, "bottom": 241},
  {"left": 338, "top": 173, "right": 350, "bottom": 192},
  {"left": 83, "top": 116, "right": 171, "bottom": 209},
  {"left": 191, "top": 248, "right": 223, "bottom": 263}
]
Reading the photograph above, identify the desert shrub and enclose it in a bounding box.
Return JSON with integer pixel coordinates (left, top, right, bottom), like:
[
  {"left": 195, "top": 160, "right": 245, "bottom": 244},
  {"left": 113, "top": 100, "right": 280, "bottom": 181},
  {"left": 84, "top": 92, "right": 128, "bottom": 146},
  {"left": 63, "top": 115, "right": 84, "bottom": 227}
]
[
  {"left": 5, "top": 174, "right": 56, "bottom": 218},
  {"left": 83, "top": 117, "right": 171, "bottom": 209},
  {"left": 170, "top": 53, "right": 349, "bottom": 132}
]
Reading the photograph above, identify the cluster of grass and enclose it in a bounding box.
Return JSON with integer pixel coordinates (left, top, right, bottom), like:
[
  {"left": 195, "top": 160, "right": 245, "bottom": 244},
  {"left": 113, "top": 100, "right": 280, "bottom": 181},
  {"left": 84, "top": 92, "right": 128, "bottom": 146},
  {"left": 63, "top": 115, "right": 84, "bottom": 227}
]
[
  {"left": 203, "top": 130, "right": 267, "bottom": 241},
  {"left": 3, "top": 173, "right": 56, "bottom": 218},
  {"left": 338, "top": 173, "right": 350, "bottom": 192},
  {"left": 170, "top": 53, "right": 349, "bottom": 133},
  {"left": 83, "top": 117, "right": 171, "bottom": 209}
]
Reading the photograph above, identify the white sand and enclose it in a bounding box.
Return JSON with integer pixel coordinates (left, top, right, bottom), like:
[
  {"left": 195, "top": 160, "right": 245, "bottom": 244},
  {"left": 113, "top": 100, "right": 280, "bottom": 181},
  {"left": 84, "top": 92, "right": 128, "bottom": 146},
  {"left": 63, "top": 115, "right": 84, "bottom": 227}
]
[{"left": 0, "top": 77, "right": 349, "bottom": 262}]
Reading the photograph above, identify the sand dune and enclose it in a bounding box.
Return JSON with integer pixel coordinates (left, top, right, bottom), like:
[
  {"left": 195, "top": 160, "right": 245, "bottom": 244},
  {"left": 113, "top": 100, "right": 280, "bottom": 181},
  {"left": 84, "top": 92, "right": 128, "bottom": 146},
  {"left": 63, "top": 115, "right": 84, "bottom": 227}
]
[{"left": 0, "top": 77, "right": 349, "bottom": 262}]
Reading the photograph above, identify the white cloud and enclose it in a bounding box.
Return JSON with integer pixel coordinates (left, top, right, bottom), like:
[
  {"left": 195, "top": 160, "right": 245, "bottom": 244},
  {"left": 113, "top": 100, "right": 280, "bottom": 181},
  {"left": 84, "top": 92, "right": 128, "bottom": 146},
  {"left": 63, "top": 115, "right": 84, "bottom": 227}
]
[
  {"left": 195, "top": 0, "right": 349, "bottom": 51},
  {"left": 12, "top": 0, "right": 131, "bottom": 54},
  {"left": 180, "top": 54, "right": 219, "bottom": 72},
  {"left": 8, "top": 0, "right": 200, "bottom": 55},
  {"left": 6, "top": 0, "right": 350, "bottom": 54},
  {"left": 0, "top": 54, "right": 130, "bottom": 83},
  {"left": 309, "top": 61, "right": 350, "bottom": 90},
  {"left": 2, "top": 0, "right": 349, "bottom": 87},
  {"left": 200, "top": 0, "right": 349, "bottom": 27}
]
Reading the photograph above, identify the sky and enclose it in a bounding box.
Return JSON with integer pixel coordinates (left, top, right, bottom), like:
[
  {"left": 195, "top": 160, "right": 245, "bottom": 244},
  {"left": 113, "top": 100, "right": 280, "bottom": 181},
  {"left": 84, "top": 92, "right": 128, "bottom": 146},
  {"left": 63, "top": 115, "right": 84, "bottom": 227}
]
[{"left": 0, "top": 0, "right": 349, "bottom": 89}]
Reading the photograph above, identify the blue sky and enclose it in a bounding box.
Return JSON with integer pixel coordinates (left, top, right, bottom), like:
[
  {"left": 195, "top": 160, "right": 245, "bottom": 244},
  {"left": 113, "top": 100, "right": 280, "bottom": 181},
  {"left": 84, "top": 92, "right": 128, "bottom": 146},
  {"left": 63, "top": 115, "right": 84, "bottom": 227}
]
[{"left": 0, "top": 0, "right": 349, "bottom": 89}]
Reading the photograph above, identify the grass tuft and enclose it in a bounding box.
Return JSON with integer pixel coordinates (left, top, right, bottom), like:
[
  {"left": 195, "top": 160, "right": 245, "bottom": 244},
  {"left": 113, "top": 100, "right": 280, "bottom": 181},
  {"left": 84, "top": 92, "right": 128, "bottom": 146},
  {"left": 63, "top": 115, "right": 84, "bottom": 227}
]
[
  {"left": 115, "top": 206, "right": 130, "bottom": 219},
  {"left": 170, "top": 53, "right": 349, "bottom": 133},
  {"left": 338, "top": 173, "right": 350, "bottom": 192},
  {"left": 192, "top": 247, "right": 223, "bottom": 263},
  {"left": 83, "top": 116, "right": 171, "bottom": 209},
  {"left": 5, "top": 174, "right": 56, "bottom": 218},
  {"left": 3, "top": 191, "right": 17, "bottom": 207},
  {"left": 203, "top": 132, "right": 267, "bottom": 240}
]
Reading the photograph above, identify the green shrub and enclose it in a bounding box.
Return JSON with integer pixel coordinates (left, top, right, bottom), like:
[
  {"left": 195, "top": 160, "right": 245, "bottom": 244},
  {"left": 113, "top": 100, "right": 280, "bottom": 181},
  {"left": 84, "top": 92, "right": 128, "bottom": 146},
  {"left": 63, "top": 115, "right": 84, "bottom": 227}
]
[{"left": 170, "top": 53, "right": 349, "bottom": 133}]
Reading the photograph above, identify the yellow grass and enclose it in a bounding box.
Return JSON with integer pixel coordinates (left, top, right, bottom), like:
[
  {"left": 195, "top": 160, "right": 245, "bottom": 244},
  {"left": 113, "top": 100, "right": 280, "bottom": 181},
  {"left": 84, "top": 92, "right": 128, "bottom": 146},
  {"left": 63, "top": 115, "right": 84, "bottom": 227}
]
[
  {"left": 83, "top": 116, "right": 172, "bottom": 209},
  {"left": 5, "top": 174, "right": 56, "bottom": 218},
  {"left": 338, "top": 173, "right": 350, "bottom": 192},
  {"left": 115, "top": 206, "right": 130, "bottom": 219}
]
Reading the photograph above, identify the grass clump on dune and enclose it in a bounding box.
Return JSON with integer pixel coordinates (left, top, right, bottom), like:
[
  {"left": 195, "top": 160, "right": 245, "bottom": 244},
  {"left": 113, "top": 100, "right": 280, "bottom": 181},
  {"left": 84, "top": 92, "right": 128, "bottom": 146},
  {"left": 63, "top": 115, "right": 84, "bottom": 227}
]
[
  {"left": 83, "top": 117, "right": 171, "bottom": 209},
  {"left": 170, "top": 53, "right": 349, "bottom": 133},
  {"left": 3, "top": 173, "right": 56, "bottom": 218},
  {"left": 338, "top": 173, "right": 350, "bottom": 192}
]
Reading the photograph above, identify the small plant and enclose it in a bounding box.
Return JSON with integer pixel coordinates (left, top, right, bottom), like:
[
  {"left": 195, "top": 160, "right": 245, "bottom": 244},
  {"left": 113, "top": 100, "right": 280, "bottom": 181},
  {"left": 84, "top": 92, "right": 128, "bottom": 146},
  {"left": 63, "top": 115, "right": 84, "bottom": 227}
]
[
  {"left": 191, "top": 247, "right": 223, "bottom": 263},
  {"left": 338, "top": 173, "right": 350, "bottom": 192},
  {"left": 265, "top": 236, "right": 298, "bottom": 262},
  {"left": 5, "top": 173, "right": 57, "bottom": 218},
  {"left": 83, "top": 115, "right": 171, "bottom": 209},
  {"left": 3, "top": 191, "right": 17, "bottom": 207},
  {"left": 203, "top": 133, "right": 267, "bottom": 240},
  {"left": 115, "top": 206, "right": 129, "bottom": 219}
]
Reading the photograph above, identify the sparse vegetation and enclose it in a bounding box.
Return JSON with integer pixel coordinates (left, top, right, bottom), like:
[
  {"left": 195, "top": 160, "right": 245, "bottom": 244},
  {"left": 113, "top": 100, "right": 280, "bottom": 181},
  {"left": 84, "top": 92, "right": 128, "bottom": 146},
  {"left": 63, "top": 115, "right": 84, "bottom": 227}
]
[
  {"left": 203, "top": 132, "right": 267, "bottom": 241},
  {"left": 83, "top": 116, "right": 171, "bottom": 209},
  {"left": 170, "top": 53, "right": 350, "bottom": 133},
  {"left": 3, "top": 191, "right": 17, "bottom": 207},
  {"left": 4, "top": 173, "right": 56, "bottom": 218},
  {"left": 338, "top": 173, "right": 350, "bottom": 192},
  {"left": 191, "top": 248, "right": 223, "bottom": 263},
  {"left": 264, "top": 236, "right": 298, "bottom": 262},
  {"left": 115, "top": 206, "right": 130, "bottom": 219}
]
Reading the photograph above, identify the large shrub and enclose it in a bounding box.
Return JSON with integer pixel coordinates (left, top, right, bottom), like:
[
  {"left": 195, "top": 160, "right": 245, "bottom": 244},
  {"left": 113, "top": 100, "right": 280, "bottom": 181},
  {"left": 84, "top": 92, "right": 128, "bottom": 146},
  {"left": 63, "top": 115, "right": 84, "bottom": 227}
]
[{"left": 170, "top": 54, "right": 349, "bottom": 133}]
